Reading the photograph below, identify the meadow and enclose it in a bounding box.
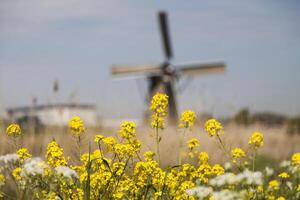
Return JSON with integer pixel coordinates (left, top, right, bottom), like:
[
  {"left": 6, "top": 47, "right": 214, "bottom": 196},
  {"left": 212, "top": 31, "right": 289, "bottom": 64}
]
[{"left": 0, "top": 93, "right": 299, "bottom": 199}]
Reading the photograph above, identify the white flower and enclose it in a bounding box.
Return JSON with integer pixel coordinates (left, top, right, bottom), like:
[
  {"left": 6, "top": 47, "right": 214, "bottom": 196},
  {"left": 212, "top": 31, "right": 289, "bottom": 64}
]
[
  {"left": 211, "top": 190, "right": 245, "bottom": 200},
  {"left": 287, "top": 181, "right": 293, "bottom": 190},
  {"left": 21, "top": 157, "right": 48, "bottom": 176},
  {"left": 265, "top": 167, "right": 274, "bottom": 176},
  {"left": 186, "top": 186, "right": 213, "bottom": 199},
  {"left": 0, "top": 153, "right": 19, "bottom": 164},
  {"left": 236, "top": 169, "right": 263, "bottom": 185},
  {"left": 280, "top": 160, "right": 290, "bottom": 168},
  {"left": 224, "top": 162, "right": 232, "bottom": 171},
  {"left": 55, "top": 166, "right": 78, "bottom": 179},
  {"left": 209, "top": 173, "right": 238, "bottom": 186}
]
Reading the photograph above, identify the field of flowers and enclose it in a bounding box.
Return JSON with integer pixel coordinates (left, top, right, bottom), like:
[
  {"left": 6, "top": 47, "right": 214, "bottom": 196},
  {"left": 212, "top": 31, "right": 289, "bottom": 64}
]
[{"left": 0, "top": 93, "right": 300, "bottom": 200}]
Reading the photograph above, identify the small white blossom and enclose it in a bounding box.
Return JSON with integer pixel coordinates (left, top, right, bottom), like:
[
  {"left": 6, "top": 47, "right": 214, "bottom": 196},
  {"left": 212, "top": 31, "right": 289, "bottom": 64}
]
[
  {"left": 265, "top": 166, "right": 274, "bottom": 176},
  {"left": 21, "top": 157, "right": 47, "bottom": 176},
  {"left": 280, "top": 160, "right": 291, "bottom": 168},
  {"left": 55, "top": 166, "right": 78, "bottom": 179},
  {"left": 224, "top": 162, "right": 232, "bottom": 171},
  {"left": 211, "top": 190, "right": 245, "bottom": 200},
  {"left": 186, "top": 186, "right": 213, "bottom": 199},
  {"left": 0, "top": 153, "right": 19, "bottom": 165}
]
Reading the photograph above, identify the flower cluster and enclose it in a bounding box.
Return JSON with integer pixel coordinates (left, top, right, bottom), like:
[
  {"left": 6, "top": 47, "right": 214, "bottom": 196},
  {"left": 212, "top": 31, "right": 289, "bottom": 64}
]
[
  {"left": 248, "top": 131, "right": 264, "bottom": 149},
  {"left": 204, "top": 118, "right": 223, "bottom": 137},
  {"left": 179, "top": 110, "right": 196, "bottom": 128},
  {"left": 68, "top": 116, "right": 85, "bottom": 137},
  {"left": 150, "top": 93, "right": 168, "bottom": 129},
  {"left": 0, "top": 93, "right": 299, "bottom": 200},
  {"left": 6, "top": 123, "right": 21, "bottom": 137},
  {"left": 119, "top": 121, "right": 136, "bottom": 139}
]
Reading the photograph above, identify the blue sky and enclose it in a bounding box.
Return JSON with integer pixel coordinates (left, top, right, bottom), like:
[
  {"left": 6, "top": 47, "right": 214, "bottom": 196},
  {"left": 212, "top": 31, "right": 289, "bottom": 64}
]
[{"left": 0, "top": 0, "right": 300, "bottom": 118}]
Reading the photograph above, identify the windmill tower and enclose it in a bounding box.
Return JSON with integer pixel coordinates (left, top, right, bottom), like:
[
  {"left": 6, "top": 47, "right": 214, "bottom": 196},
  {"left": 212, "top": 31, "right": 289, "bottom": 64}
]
[{"left": 112, "top": 11, "right": 226, "bottom": 124}]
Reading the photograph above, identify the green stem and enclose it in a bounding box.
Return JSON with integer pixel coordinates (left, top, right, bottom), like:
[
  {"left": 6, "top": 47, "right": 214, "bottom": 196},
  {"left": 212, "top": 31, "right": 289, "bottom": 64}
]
[
  {"left": 77, "top": 136, "right": 82, "bottom": 160},
  {"left": 156, "top": 126, "right": 161, "bottom": 166},
  {"left": 178, "top": 128, "right": 187, "bottom": 165},
  {"left": 252, "top": 150, "right": 256, "bottom": 171}
]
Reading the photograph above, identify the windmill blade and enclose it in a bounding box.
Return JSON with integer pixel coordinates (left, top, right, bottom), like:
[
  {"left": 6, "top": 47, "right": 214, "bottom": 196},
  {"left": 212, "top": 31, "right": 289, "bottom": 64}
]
[
  {"left": 111, "top": 64, "right": 161, "bottom": 77},
  {"left": 177, "top": 62, "right": 226, "bottom": 76},
  {"left": 158, "top": 11, "right": 173, "bottom": 60}
]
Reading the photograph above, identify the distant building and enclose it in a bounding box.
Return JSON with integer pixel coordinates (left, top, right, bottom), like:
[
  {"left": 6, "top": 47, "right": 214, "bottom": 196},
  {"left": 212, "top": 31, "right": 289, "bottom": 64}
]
[{"left": 6, "top": 104, "right": 98, "bottom": 127}]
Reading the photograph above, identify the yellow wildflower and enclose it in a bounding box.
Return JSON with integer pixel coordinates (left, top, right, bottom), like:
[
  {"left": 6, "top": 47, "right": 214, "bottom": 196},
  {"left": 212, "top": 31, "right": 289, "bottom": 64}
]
[
  {"left": 45, "top": 141, "right": 67, "bottom": 167},
  {"left": 268, "top": 180, "right": 280, "bottom": 190},
  {"left": 278, "top": 172, "right": 289, "bottom": 179},
  {"left": 297, "top": 184, "right": 300, "bottom": 192},
  {"left": 119, "top": 121, "right": 136, "bottom": 139},
  {"left": 187, "top": 138, "right": 200, "bottom": 150},
  {"left": 0, "top": 173, "right": 5, "bottom": 185},
  {"left": 12, "top": 167, "right": 22, "bottom": 181},
  {"left": 291, "top": 152, "right": 300, "bottom": 166},
  {"left": 257, "top": 185, "right": 264, "bottom": 193},
  {"left": 154, "top": 191, "right": 163, "bottom": 200},
  {"left": 212, "top": 164, "right": 224, "bottom": 175},
  {"left": 6, "top": 123, "right": 21, "bottom": 137},
  {"left": 144, "top": 151, "right": 155, "bottom": 161},
  {"left": 150, "top": 93, "right": 168, "bottom": 129},
  {"left": 102, "top": 137, "right": 116, "bottom": 150},
  {"left": 277, "top": 197, "right": 285, "bottom": 200},
  {"left": 179, "top": 110, "right": 196, "bottom": 128},
  {"left": 114, "top": 143, "right": 135, "bottom": 159},
  {"left": 198, "top": 152, "right": 209, "bottom": 164},
  {"left": 94, "top": 134, "right": 104, "bottom": 143},
  {"left": 68, "top": 116, "right": 85, "bottom": 137},
  {"left": 204, "top": 119, "right": 223, "bottom": 137},
  {"left": 248, "top": 131, "right": 264, "bottom": 149},
  {"left": 17, "top": 148, "right": 32, "bottom": 163},
  {"left": 231, "top": 148, "right": 246, "bottom": 159}
]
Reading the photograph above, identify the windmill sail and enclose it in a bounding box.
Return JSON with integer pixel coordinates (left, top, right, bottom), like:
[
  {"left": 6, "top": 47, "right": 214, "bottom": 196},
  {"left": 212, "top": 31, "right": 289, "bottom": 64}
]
[
  {"left": 158, "top": 11, "right": 173, "bottom": 60},
  {"left": 111, "top": 64, "right": 161, "bottom": 76},
  {"left": 178, "top": 62, "right": 225, "bottom": 76}
]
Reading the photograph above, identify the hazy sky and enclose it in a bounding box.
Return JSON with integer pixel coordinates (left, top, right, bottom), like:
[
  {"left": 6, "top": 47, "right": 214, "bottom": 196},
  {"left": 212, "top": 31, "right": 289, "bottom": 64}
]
[{"left": 1, "top": 0, "right": 300, "bottom": 118}]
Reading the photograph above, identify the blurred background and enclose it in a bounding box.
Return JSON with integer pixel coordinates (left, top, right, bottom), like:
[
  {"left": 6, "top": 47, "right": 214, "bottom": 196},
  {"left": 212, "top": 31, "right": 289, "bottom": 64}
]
[{"left": 0, "top": 0, "right": 300, "bottom": 166}]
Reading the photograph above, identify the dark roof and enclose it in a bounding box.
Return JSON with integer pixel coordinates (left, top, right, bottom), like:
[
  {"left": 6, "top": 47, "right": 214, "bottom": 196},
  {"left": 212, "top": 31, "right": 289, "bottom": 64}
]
[{"left": 7, "top": 103, "right": 96, "bottom": 113}]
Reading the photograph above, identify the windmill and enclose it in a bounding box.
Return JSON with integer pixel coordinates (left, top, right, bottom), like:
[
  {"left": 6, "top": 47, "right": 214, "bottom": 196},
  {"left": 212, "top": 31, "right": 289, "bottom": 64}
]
[{"left": 111, "top": 11, "right": 226, "bottom": 124}]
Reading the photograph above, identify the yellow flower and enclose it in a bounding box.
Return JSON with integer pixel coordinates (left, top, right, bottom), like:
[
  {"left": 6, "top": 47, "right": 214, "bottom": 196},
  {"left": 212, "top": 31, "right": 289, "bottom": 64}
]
[
  {"left": 68, "top": 116, "right": 85, "bottom": 137},
  {"left": 278, "top": 172, "right": 289, "bottom": 179},
  {"left": 187, "top": 138, "right": 200, "bottom": 150},
  {"left": 231, "top": 148, "right": 246, "bottom": 159},
  {"left": 6, "top": 123, "right": 21, "bottom": 137},
  {"left": 94, "top": 134, "right": 104, "bottom": 143},
  {"left": 291, "top": 152, "right": 300, "bottom": 166},
  {"left": 45, "top": 141, "right": 67, "bottom": 167},
  {"left": 154, "top": 191, "right": 162, "bottom": 200},
  {"left": 257, "top": 185, "right": 264, "bottom": 193},
  {"left": 144, "top": 151, "right": 155, "bottom": 161},
  {"left": 0, "top": 173, "right": 5, "bottom": 185},
  {"left": 12, "top": 167, "right": 22, "bottom": 181},
  {"left": 198, "top": 152, "right": 209, "bottom": 164},
  {"left": 179, "top": 110, "right": 196, "bottom": 128},
  {"left": 212, "top": 164, "right": 224, "bottom": 175},
  {"left": 296, "top": 184, "right": 300, "bottom": 192},
  {"left": 114, "top": 143, "right": 135, "bottom": 159},
  {"left": 17, "top": 148, "right": 32, "bottom": 163},
  {"left": 102, "top": 137, "right": 116, "bottom": 150},
  {"left": 204, "top": 119, "right": 223, "bottom": 137},
  {"left": 119, "top": 121, "right": 136, "bottom": 139},
  {"left": 277, "top": 197, "right": 285, "bottom": 200},
  {"left": 268, "top": 180, "right": 280, "bottom": 190},
  {"left": 150, "top": 93, "right": 168, "bottom": 129},
  {"left": 248, "top": 131, "right": 264, "bottom": 149}
]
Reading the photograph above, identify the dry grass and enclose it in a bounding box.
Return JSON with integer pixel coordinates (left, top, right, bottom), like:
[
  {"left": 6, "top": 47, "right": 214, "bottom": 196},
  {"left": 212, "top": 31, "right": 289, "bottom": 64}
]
[{"left": 1, "top": 122, "right": 299, "bottom": 167}]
